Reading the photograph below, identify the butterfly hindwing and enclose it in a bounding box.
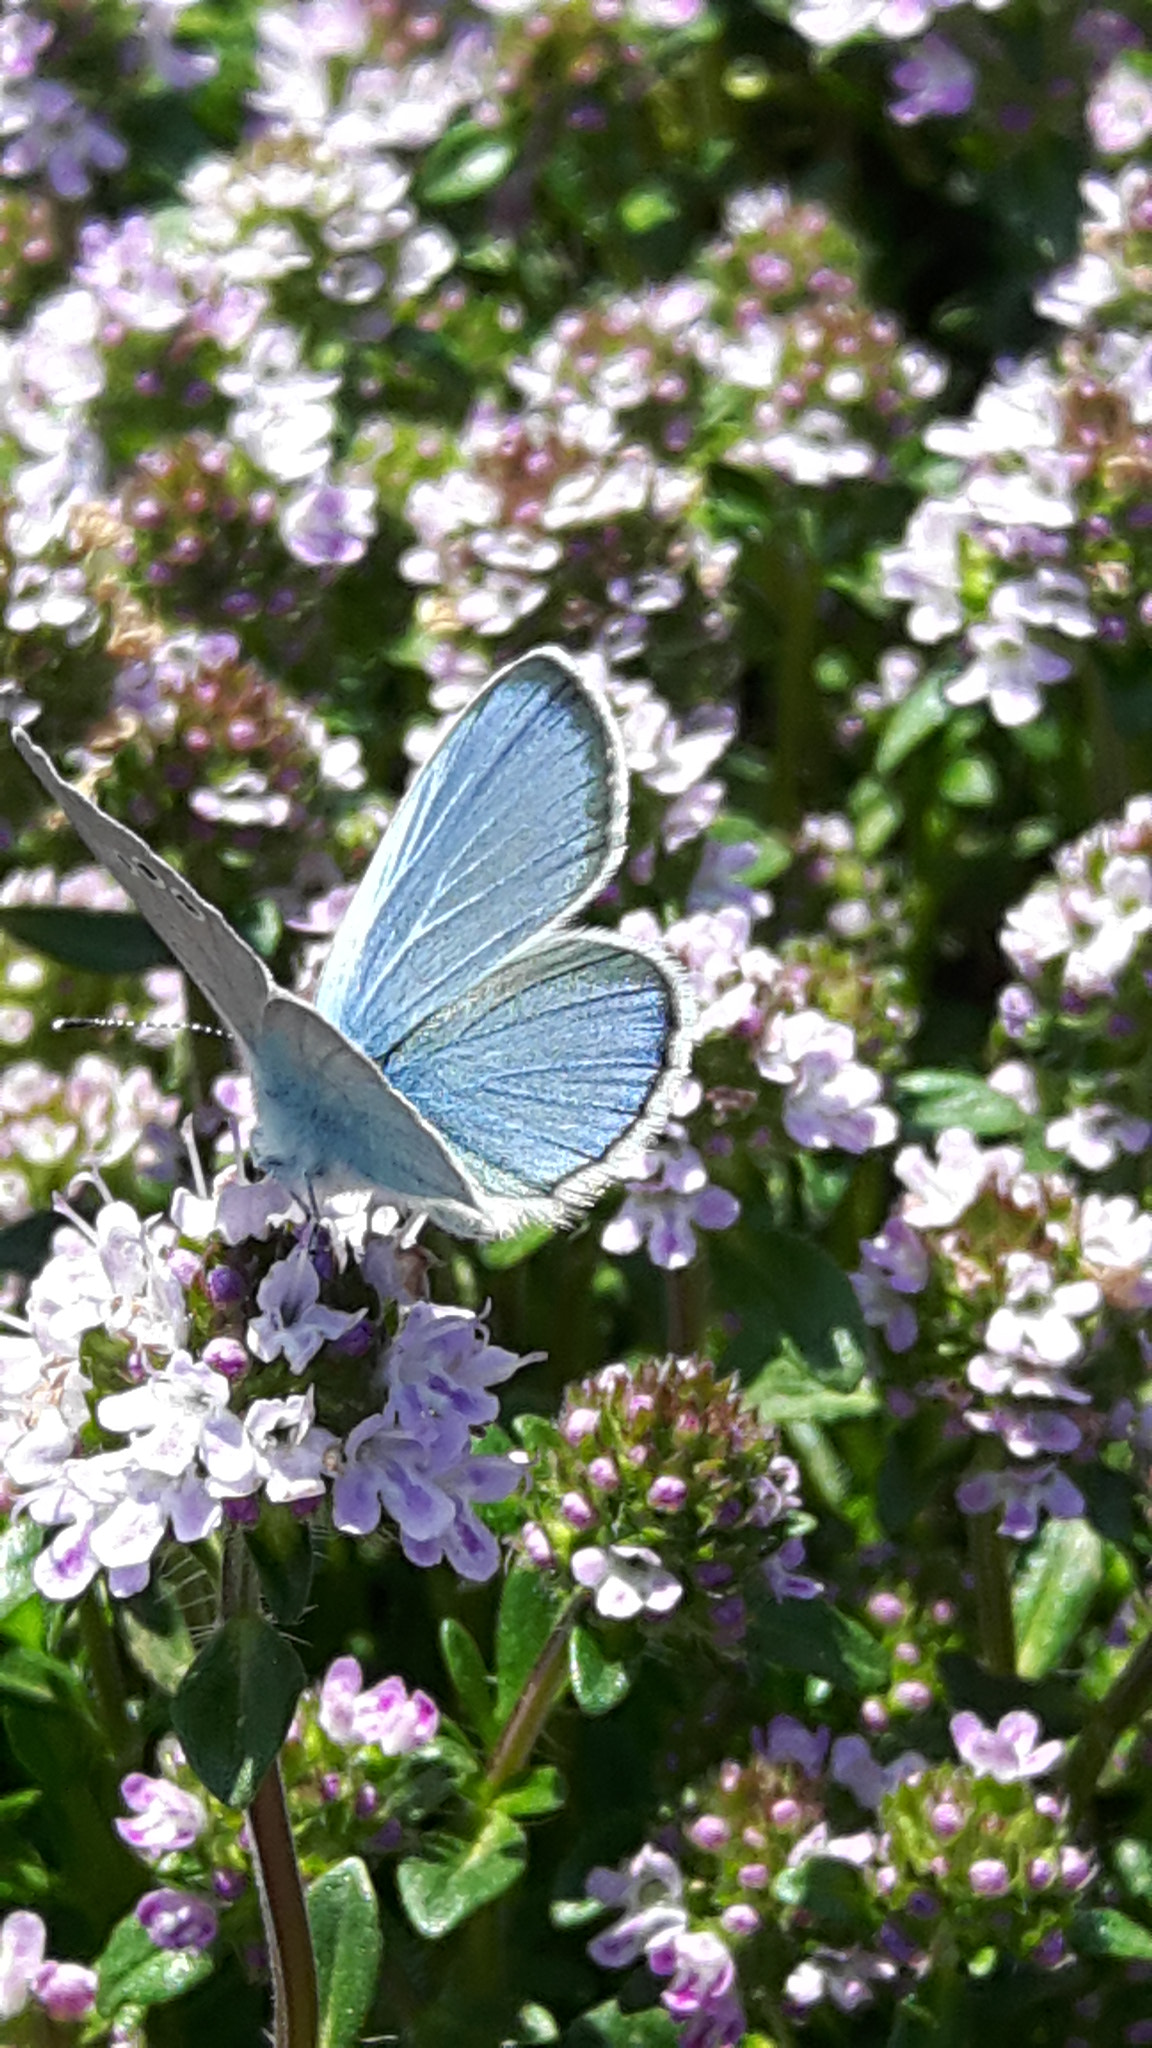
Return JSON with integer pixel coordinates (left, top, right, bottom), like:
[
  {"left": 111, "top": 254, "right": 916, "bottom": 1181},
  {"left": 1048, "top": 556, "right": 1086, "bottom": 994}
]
[
  {"left": 10, "top": 721, "right": 273, "bottom": 1049},
  {"left": 315, "top": 649, "right": 627, "bottom": 1061},
  {"left": 381, "top": 932, "right": 689, "bottom": 1227}
]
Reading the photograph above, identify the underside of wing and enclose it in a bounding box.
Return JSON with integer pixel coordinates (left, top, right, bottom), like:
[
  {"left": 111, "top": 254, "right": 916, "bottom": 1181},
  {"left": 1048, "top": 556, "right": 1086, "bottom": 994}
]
[
  {"left": 314, "top": 649, "right": 627, "bottom": 1059},
  {"left": 11, "top": 722, "right": 273, "bottom": 1050},
  {"left": 254, "top": 994, "right": 485, "bottom": 1226},
  {"left": 379, "top": 932, "right": 690, "bottom": 1230}
]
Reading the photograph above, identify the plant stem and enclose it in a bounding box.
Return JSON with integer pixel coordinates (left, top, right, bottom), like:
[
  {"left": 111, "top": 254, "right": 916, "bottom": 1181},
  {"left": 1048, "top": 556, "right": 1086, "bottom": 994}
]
[
  {"left": 1067, "top": 1629, "right": 1152, "bottom": 1820},
  {"left": 483, "top": 1599, "right": 583, "bottom": 1797},
  {"left": 967, "top": 1507, "right": 1015, "bottom": 1677},
  {"left": 220, "top": 1527, "right": 318, "bottom": 2048},
  {"left": 249, "top": 1761, "right": 319, "bottom": 2048}
]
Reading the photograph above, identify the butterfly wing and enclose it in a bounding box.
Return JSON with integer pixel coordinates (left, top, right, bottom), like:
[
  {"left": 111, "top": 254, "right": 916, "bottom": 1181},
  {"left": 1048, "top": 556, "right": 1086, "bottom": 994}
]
[
  {"left": 11, "top": 721, "right": 273, "bottom": 1048},
  {"left": 255, "top": 994, "right": 483, "bottom": 1221},
  {"left": 315, "top": 648, "right": 627, "bottom": 1058},
  {"left": 380, "top": 932, "right": 690, "bottom": 1231}
]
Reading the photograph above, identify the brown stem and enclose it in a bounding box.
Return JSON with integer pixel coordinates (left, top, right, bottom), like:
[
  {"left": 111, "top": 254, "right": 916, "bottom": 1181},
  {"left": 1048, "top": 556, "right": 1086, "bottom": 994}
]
[{"left": 248, "top": 1761, "right": 319, "bottom": 2048}]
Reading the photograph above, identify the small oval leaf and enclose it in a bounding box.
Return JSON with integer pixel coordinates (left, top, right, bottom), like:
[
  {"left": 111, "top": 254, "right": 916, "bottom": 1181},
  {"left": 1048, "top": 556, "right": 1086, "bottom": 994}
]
[
  {"left": 569, "top": 1626, "right": 630, "bottom": 1717},
  {"left": 309, "top": 1857, "right": 382, "bottom": 2048},
  {"left": 96, "top": 1912, "right": 214, "bottom": 2019},
  {"left": 397, "top": 1810, "right": 527, "bottom": 1939},
  {"left": 420, "top": 124, "right": 515, "bottom": 205},
  {"left": 172, "top": 1615, "right": 304, "bottom": 1808}
]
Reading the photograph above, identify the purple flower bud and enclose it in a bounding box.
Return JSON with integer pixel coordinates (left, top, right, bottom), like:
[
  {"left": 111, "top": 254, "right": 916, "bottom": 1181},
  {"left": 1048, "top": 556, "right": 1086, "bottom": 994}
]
[
  {"left": 586, "top": 1455, "right": 619, "bottom": 1491},
  {"left": 137, "top": 1890, "right": 217, "bottom": 1953},
  {"left": 202, "top": 1335, "right": 248, "bottom": 1380},
  {"left": 894, "top": 1641, "right": 919, "bottom": 1666},
  {"left": 320, "top": 1773, "right": 342, "bottom": 1803},
  {"left": 770, "top": 1798, "right": 801, "bottom": 1828},
  {"left": 561, "top": 1491, "right": 596, "bottom": 1530},
  {"left": 892, "top": 1680, "right": 932, "bottom": 1712},
  {"left": 211, "top": 1869, "right": 247, "bottom": 1901},
  {"left": 368, "top": 1815, "right": 404, "bottom": 1853},
  {"left": 721, "top": 1903, "right": 760, "bottom": 1937},
  {"left": 522, "top": 1522, "right": 556, "bottom": 1567},
  {"left": 1027, "top": 1855, "right": 1057, "bottom": 1890},
  {"left": 1060, "top": 1846, "right": 1093, "bottom": 1890},
  {"left": 861, "top": 1699, "right": 889, "bottom": 1732},
  {"left": 563, "top": 1407, "right": 599, "bottom": 1444},
  {"left": 969, "top": 1858, "right": 1010, "bottom": 1897},
  {"left": 687, "top": 1814, "right": 729, "bottom": 1850},
  {"left": 354, "top": 1785, "right": 379, "bottom": 1820},
  {"left": 32, "top": 1962, "right": 98, "bottom": 2022},
  {"left": 929, "top": 1801, "right": 964, "bottom": 1840},
  {"left": 737, "top": 1863, "right": 768, "bottom": 1889},
  {"left": 648, "top": 1474, "right": 688, "bottom": 1512},
  {"left": 907, "top": 1890, "right": 939, "bottom": 1918},
  {"left": 206, "top": 1263, "right": 246, "bottom": 1307},
  {"left": 867, "top": 1592, "right": 906, "bottom": 1627}
]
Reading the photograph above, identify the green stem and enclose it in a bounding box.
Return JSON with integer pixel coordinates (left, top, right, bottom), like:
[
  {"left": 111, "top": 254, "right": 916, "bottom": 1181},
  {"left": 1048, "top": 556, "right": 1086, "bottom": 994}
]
[
  {"left": 78, "top": 1588, "right": 134, "bottom": 1760},
  {"left": 967, "top": 1507, "right": 1015, "bottom": 1677},
  {"left": 1067, "top": 1629, "right": 1152, "bottom": 1820},
  {"left": 220, "top": 1528, "right": 318, "bottom": 2048},
  {"left": 483, "top": 1600, "right": 583, "bottom": 1797}
]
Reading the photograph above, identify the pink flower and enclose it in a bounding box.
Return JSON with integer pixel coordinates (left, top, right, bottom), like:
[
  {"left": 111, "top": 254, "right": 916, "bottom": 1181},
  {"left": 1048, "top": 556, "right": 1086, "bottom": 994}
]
[
  {"left": 116, "top": 1774, "right": 207, "bottom": 1862},
  {"left": 318, "top": 1657, "right": 439, "bottom": 1755},
  {"left": 949, "top": 1709, "right": 1065, "bottom": 1782}
]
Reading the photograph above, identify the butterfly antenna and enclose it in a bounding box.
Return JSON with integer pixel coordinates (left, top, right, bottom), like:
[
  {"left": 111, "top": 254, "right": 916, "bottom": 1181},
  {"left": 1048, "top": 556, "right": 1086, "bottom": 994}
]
[{"left": 52, "top": 1016, "right": 228, "bottom": 1041}]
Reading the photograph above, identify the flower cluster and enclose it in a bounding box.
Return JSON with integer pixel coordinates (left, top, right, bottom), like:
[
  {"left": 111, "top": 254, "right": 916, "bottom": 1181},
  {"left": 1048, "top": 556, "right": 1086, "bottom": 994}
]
[
  {"left": 519, "top": 1355, "right": 818, "bottom": 1641},
  {"left": 580, "top": 1704, "right": 1090, "bottom": 2039},
  {"left": 854, "top": 1123, "right": 1152, "bottom": 1537},
  {"left": 0, "top": 1178, "right": 535, "bottom": 1598},
  {"left": 115, "top": 1656, "right": 442, "bottom": 1957}
]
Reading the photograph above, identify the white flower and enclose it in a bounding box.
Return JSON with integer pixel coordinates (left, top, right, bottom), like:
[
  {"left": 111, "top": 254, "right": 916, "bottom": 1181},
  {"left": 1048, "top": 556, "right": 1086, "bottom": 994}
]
[
  {"left": 570, "top": 1542, "right": 683, "bottom": 1620},
  {"left": 946, "top": 617, "right": 1071, "bottom": 729},
  {"left": 758, "top": 1010, "right": 897, "bottom": 1154}
]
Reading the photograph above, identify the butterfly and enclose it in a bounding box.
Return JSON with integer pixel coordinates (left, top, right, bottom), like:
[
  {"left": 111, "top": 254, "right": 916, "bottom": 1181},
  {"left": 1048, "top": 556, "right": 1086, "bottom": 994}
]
[{"left": 10, "top": 648, "right": 689, "bottom": 1237}]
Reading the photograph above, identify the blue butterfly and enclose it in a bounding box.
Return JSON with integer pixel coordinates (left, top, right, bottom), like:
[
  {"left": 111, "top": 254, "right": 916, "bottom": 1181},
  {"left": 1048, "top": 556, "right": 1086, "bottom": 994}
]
[{"left": 11, "top": 649, "right": 689, "bottom": 1235}]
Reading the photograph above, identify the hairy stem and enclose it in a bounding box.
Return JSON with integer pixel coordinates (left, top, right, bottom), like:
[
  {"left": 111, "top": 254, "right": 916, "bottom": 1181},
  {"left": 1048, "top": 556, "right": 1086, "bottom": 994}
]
[
  {"left": 484, "top": 1600, "right": 583, "bottom": 1797},
  {"left": 248, "top": 1761, "right": 319, "bottom": 2048},
  {"left": 220, "top": 1528, "right": 318, "bottom": 2048},
  {"left": 1067, "top": 1629, "right": 1152, "bottom": 1820}
]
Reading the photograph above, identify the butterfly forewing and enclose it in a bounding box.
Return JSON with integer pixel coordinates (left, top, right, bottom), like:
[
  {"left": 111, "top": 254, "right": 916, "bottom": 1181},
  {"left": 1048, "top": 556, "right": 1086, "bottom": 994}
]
[
  {"left": 314, "top": 650, "right": 627, "bottom": 1061},
  {"left": 10, "top": 723, "right": 273, "bottom": 1050}
]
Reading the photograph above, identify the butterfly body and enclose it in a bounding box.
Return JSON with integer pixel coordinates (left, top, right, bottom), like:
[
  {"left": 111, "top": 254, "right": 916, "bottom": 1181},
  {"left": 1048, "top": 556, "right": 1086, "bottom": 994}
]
[{"left": 10, "top": 649, "right": 688, "bottom": 1236}]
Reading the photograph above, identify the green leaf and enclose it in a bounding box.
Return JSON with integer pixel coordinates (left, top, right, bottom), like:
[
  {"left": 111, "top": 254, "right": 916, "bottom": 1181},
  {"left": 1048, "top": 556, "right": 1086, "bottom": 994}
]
[
  {"left": 567, "top": 2000, "right": 677, "bottom": 2046},
  {"left": 748, "top": 1601, "right": 889, "bottom": 1692},
  {"left": 0, "top": 1523, "right": 40, "bottom": 1623},
  {"left": 172, "top": 1615, "right": 304, "bottom": 1807},
  {"left": 773, "top": 1855, "right": 871, "bottom": 1930},
  {"left": 494, "top": 1764, "right": 566, "bottom": 1818},
  {"left": 495, "top": 1570, "right": 564, "bottom": 1726},
  {"left": 247, "top": 1510, "right": 314, "bottom": 1626},
  {"left": 874, "top": 675, "right": 949, "bottom": 774},
  {"left": 119, "top": 1580, "right": 195, "bottom": 1694},
  {"left": 1116, "top": 1838, "right": 1152, "bottom": 1903},
  {"left": 1013, "top": 1518, "right": 1104, "bottom": 1679},
  {"left": 1073, "top": 1907, "right": 1152, "bottom": 1960},
  {"left": 0, "top": 903, "right": 171, "bottom": 972},
  {"left": 439, "top": 1617, "right": 496, "bottom": 1741},
  {"left": 939, "top": 754, "right": 999, "bottom": 807},
  {"left": 96, "top": 1912, "right": 214, "bottom": 2018},
  {"left": 568, "top": 1625, "right": 631, "bottom": 1716},
  {"left": 0, "top": 1210, "right": 57, "bottom": 1278},
  {"left": 420, "top": 123, "right": 516, "bottom": 205},
  {"left": 397, "top": 1809, "right": 527, "bottom": 1938},
  {"left": 895, "top": 1070, "right": 1027, "bottom": 1138},
  {"left": 309, "top": 1858, "right": 382, "bottom": 2048},
  {"left": 739, "top": 1356, "right": 879, "bottom": 1425},
  {"left": 617, "top": 182, "right": 680, "bottom": 233},
  {"left": 716, "top": 1226, "right": 871, "bottom": 1393},
  {"left": 517, "top": 2004, "right": 559, "bottom": 2043}
]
